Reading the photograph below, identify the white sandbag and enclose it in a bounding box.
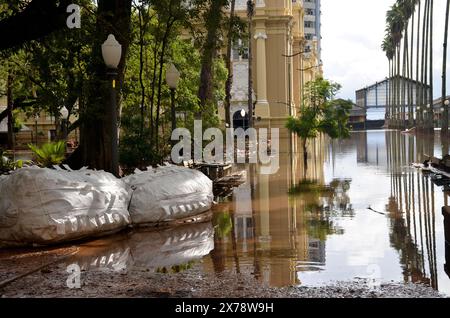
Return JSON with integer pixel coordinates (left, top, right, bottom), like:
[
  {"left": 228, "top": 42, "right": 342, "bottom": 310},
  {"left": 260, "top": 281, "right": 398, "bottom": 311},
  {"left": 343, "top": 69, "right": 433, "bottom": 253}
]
[
  {"left": 123, "top": 165, "right": 213, "bottom": 224},
  {"left": 0, "top": 167, "right": 131, "bottom": 247},
  {"left": 69, "top": 222, "right": 214, "bottom": 272}
]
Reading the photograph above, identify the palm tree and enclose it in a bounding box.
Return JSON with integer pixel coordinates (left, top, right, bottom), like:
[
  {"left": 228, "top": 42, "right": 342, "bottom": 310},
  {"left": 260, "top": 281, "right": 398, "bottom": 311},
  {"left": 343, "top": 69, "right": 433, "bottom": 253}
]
[
  {"left": 428, "top": 0, "right": 434, "bottom": 132},
  {"left": 387, "top": 4, "right": 405, "bottom": 127},
  {"left": 442, "top": 0, "right": 450, "bottom": 136},
  {"left": 398, "top": 0, "right": 415, "bottom": 128},
  {"left": 416, "top": 0, "right": 422, "bottom": 128},
  {"left": 420, "top": 0, "right": 430, "bottom": 131},
  {"left": 382, "top": 35, "right": 395, "bottom": 122}
]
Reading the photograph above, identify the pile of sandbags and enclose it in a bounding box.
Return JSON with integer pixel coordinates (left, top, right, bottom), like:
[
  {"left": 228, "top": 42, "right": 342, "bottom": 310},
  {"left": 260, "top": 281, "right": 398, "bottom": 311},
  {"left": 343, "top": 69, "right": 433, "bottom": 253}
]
[
  {"left": 124, "top": 165, "right": 213, "bottom": 224},
  {"left": 0, "top": 165, "right": 214, "bottom": 247},
  {"left": 0, "top": 167, "right": 131, "bottom": 247}
]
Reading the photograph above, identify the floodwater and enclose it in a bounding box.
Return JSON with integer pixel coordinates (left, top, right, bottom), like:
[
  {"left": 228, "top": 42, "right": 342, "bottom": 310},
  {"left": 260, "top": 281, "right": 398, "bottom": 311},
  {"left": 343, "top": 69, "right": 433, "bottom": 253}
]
[
  {"left": 4, "top": 130, "right": 449, "bottom": 296},
  {"left": 202, "top": 130, "right": 450, "bottom": 294}
]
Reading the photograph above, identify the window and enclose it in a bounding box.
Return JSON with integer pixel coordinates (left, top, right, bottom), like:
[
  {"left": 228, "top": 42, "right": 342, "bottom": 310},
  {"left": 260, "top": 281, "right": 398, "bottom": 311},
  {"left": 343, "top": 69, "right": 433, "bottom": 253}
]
[{"left": 305, "top": 21, "right": 314, "bottom": 28}]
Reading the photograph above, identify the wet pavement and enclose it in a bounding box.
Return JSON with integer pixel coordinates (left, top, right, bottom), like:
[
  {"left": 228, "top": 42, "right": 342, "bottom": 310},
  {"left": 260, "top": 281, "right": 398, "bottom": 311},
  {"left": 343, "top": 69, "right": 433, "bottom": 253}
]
[{"left": 0, "top": 130, "right": 449, "bottom": 298}]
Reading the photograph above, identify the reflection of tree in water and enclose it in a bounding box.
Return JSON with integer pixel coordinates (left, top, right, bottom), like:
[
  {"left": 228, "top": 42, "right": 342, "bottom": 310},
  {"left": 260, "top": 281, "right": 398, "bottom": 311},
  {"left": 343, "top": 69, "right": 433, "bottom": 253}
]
[
  {"left": 386, "top": 196, "right": 431, "bottom": 286},
  {"left": 289, "top": 178, "right": 354, "bottom": 242}
]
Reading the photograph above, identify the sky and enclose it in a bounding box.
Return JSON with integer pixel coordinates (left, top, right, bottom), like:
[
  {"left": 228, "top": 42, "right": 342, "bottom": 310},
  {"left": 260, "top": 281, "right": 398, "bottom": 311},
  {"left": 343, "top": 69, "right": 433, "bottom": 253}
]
[{"left": 321, "top": 0, "right": 450, "bottom": 101}]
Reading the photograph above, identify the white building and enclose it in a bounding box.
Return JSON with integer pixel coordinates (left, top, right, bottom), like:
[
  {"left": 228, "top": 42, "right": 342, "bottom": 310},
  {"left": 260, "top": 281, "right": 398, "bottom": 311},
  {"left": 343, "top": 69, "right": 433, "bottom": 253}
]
[{"left": 302, "top": 0, "right": 321, "bottom": 58}]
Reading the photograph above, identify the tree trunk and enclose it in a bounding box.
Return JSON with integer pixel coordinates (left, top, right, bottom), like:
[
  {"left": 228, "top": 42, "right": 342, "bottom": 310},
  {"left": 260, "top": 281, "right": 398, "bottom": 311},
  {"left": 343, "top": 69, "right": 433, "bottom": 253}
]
[
  {"left": 442, "top": 0, "right": 450, "bottom": 136},
  {"left": 429, "top": 0, "right": 434, "bottom": 132},
  {"left": 197, "top": 0, "right": 228, "bottom": 117},
  {"left": 397, "top": 45, "right": 401, "bottom": 127},
  {"left": 224, "top": 0, "right": 236, "bottom": 128},
  {"left": 6, "top": 72, "right": 14, "bottom": 150},
  {"left": 155, "top": 18, "right": 175, "bottom": 150},
  {"left": 402, "top": 28, "right": 408, "bottom": 128},
  {"left": 416, "top": 0, "right": 421, "bottom": 128},
  {"left": 421, "top": 0, "right": 429, "bottom": 131},
  {"left": 303, "top": 138, "right": 308, "bottom": 171},
  {"left": 138, "top": 6, "right": 147, "bottom": 137},
  {"left": 409, "top": 12, "right": 414, "bottom": 128},
  {"left": 247, "top": 0, "right": 254, "bottom": 128},
  {"left": 66, "top": 0, "right": 132, "bottom": 173}
]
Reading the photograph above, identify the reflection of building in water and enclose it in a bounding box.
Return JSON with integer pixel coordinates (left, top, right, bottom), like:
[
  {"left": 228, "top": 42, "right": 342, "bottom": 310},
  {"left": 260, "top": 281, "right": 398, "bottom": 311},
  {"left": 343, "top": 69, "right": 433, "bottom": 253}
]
[
  {"left": 204, "top": 132, "right": 352, "bottom": 287},
  {"left": 308, "top": 240, "right": 326, "bottom": 264},
  {"left": 233, "top": 177, "right": 254, "bottom": 253},
  {"left": 354, "top": 131, "right": 388, "bottom": 167}
]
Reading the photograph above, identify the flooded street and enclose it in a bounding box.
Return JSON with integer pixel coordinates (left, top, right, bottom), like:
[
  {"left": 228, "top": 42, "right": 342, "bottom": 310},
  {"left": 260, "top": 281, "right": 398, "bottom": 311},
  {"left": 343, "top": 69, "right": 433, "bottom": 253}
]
[
  {"left": 0, "top": 130, "right": 449, "bottom": 298},
  {"left": 203, "top": 130, "right": 450, "bottom": 294}
]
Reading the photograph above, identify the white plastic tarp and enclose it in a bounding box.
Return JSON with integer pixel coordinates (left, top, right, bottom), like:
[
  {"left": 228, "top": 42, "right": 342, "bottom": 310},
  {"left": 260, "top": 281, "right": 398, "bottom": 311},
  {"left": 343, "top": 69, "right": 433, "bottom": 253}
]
[
  {"left": 124, "top": 165, "right": 213, "bottom": 224},
  {"left": 0, "top": 167, "right": 131, "bottom": 247}
]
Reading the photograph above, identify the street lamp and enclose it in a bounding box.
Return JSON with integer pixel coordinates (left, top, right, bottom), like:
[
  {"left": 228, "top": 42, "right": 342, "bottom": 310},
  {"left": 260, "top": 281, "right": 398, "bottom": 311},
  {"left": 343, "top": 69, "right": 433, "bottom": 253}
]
[
  {"left": 102, "top": 34, "right": 122, "bottom": 177},
  {"left": 60, "top": 106, "right": 69, "bottom": 141},
  {"left": 166, "top": 63, "right": 181, "bottom": 142}
]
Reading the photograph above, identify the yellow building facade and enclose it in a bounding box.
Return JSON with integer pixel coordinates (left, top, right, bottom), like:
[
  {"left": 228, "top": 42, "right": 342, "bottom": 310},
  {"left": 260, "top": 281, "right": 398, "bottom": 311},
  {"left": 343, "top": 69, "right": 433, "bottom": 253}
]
[{"left": 219, "top": 0, "right": 322, "bottom": 129}]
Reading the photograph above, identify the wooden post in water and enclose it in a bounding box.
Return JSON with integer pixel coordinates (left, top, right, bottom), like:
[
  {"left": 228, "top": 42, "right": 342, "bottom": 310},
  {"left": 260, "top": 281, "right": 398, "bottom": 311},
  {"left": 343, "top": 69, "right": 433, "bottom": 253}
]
[
  {"left": 444, "top": 206, "right": 450, "bottom": 244},
  {"left": 443, "top": 206, "right": 450, "bottom": 278}
]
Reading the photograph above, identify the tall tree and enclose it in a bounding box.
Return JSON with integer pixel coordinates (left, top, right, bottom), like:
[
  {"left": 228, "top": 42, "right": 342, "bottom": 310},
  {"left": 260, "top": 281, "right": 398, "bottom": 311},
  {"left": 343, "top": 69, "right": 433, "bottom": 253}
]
[
  {"left": 428, "top": 0, "right": 434, "bottom": 131},
  {"left": 224, "top": 0, "right": 236, "bottom": 128},
  {"left": 67, "top": 0, "right": 132, "bottom": 172},
  {"left": 382, "top": 35, "right": 395, "bottom": 122},
  {"left": 286, "top": 78, "right": 351, "bottom": 164},
  {"left": 416, "top": 0, "right": 422, "bottom": 128},
  {"left": 6, "top": 70, "right": 14, "bottom": 149},
  {"left": 442, "top": 0, "right": 450, "bottom": 136},
  {"left": 247, "top": 0, "right": 254, "bottom": 128},
  {"left": 197, "top": 0, "right": 228, "bottom": 117}
]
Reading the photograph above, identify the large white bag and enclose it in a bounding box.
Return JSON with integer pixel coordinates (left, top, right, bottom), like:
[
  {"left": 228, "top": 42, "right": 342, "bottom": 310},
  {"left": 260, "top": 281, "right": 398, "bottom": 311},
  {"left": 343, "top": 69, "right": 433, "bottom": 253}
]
[
  {"left": 124, "top": 165, "right": 213, "bottom": 224},
  {"left": 0, "top": 167, "right": 131, "bottom": 247}
]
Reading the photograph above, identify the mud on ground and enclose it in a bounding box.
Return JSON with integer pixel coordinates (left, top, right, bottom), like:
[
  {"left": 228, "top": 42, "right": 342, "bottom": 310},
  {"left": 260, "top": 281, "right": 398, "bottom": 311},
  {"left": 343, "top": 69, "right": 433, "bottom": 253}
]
[{"left": 0, "top": 258, "right": 445, "bottom": 298}]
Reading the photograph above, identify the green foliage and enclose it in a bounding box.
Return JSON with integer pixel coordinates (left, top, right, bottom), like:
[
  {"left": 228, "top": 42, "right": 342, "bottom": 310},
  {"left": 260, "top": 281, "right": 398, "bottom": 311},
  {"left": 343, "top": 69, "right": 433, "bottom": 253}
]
[
  {"left": 286, "top": 78, "right": 352, "bottom": 144},
  {"left": 0, "top": 148, "right": 24, "bottom": 174},
  {"left": 213, "top": 211, "right": 233, "bottom": 239},
  {"left": 156, "top": 261, "right": 195, "bottom": 274},
  {"left": 28, "top": 141, "right": 66, "bottom": 168},
  {"left": 1, "top": 1, "right": 234, "bottom": 171},
  {"left": 289, "top": 179, "right": 352, "bottom": 241},
  {"left": 288, "top": 179, "right": 333, "bottom": 195}
]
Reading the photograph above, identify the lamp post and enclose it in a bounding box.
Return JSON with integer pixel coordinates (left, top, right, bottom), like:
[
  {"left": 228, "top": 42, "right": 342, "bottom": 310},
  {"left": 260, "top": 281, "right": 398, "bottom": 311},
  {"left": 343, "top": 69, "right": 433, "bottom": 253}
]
[
  {"left": 102, "top": 34, "right": 122, "bottom": 177},
  {"left": 241, "top": 109, "right": 246, "bottom": 129},
  {"left": 60, "top": 106, "right": 69, "bottom": 141},
  {"left": 166, "top": 63, "right": 181, "bottom": 145}
]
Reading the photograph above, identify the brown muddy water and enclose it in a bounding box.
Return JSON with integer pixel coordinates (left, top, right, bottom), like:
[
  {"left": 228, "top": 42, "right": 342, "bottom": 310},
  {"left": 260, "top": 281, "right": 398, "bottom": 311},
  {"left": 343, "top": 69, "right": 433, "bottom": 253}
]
[
  {"left": 200, "top": 130, "right": 450, "bottom": 295},
  {"left": 1, "top": 130, "right": 450, "bottom": 296}
]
